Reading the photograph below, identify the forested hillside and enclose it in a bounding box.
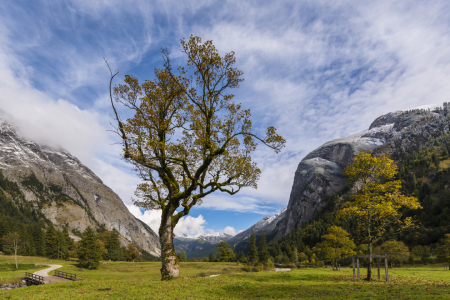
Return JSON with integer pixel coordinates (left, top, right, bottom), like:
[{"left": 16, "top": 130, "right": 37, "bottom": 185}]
[{"left": 0, "top": 170, "right": 158, "bottom": 262}]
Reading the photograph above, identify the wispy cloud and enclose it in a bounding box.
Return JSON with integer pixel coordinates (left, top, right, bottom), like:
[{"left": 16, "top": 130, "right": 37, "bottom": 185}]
[{"left": 1, "top": 0, "right": 450, "bottom": 233}]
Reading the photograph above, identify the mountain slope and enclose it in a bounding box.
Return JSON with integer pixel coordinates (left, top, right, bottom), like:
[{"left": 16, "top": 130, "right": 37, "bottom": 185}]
[
  {"left": 0, "top": 117, "right": 160, "bottom": 256},
  {"left": 273, "top": 104, "right": 450, "bottom": 241},
  {"left": 233, "top": 209, "right": 286, "bottom": 241}
]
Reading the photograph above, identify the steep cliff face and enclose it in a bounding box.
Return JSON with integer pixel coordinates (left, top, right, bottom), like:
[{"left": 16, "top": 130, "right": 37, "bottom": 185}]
[
  {"left": 0, "top": 118, "right": 160, "bottom": 256},
  {"left": 273, "top": 104, "right": 450, "bottom": 240}
]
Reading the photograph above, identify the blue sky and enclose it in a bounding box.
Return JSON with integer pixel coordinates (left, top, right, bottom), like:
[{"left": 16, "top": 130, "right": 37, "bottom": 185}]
[{"left": 1, "top": 0, "right": 450, "bottom": 236}]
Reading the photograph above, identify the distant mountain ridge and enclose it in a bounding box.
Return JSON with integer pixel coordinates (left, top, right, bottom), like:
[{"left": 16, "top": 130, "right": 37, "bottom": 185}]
[
  {"left": 0, "top": 116, "right": 161, "bottom": 256},
  {"left": 176, "top": 232, "right": 233, "bottom": 244}
]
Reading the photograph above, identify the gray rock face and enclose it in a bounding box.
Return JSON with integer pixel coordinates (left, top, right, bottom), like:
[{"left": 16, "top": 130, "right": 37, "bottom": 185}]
[
  {"left": 273, "top": 104, "right": 450, "bottom": 240},
  {"left": 0, "top": 117, "right": 160, "bottom": 256}
]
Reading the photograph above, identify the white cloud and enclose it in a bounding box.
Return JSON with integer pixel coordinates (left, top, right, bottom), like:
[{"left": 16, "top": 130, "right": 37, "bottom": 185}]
[
  {"left": 127, "top": 205, "right": 210, "bottom": 236},
  {"left": 126, "top": 205, "right": 162, "bottom": 234},
  {"left": 2, "top": 0, "right": 450, "bottom": 236},
  {"left": 0, "top": 28, "right": 109, "bottom": 166},
  {"left": 223, "top": 226, "right": 242, "bottom": 236},
  {"left": 174, "top": 215, "right": 207, "bottom": 236},
  {"left": 201, "top": 195, "right": 276, "bottom": 215}
]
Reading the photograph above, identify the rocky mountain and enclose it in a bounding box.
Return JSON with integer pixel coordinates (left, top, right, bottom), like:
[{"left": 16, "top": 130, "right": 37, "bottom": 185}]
[
  {"left": 0, "top": 117, "right": 160, "bottom": 256},
  {"left": 228, "top": 208, "right": 286, "bottom": 246},
  {"left": 272, "top": 103, "right": 450, "bottom": 241}
]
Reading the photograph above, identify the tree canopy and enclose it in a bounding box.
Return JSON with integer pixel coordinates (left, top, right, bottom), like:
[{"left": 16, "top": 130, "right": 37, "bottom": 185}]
[
  {"left": 108, "top": 35, "right": 285, "bottom": 280},
  {"left": 313, "top": 226, "right": 355, "bottom": 269}
]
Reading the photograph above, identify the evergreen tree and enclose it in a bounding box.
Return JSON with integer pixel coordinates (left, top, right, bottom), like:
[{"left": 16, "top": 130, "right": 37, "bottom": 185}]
[
  {"left": 258, "top": 233, "right": 269, "bottom": 263},
  {"left": 57, "top": 229, "right": 69, "bottom": 260},
  {"left": 216, "top": 241, "right": 235, "bottom": 262},
  {"left": 237, "top": 251, "right": 246, "bottom": 263},
  {"left": 45, "top": 224, "right": 59, "bottom": 258},
  {"left": 77, "top": 227, "right": 102, "bottom": 269},
  {"left": 108, "top": 229, "right": 122, "bottom": 261},
  {"left": 209, "top": 252, "right": 213, "bottom": 262},
  {"left": 31, "top": 226, "right": 45, "bottom": 256},
  {"left": 248, "top": 231, "right": 258, "bottom": 266}
]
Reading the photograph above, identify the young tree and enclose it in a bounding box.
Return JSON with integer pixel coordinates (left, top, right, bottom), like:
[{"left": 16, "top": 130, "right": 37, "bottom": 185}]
[
  {"left": 237, "top": 251, "right": 246, "bottom": 263},
  {"left": 216, "top": 241, "right": 230, "bottom": 261},
  {"left": 290, "top": 247, "right": 299, "bottom": 264},
  {"left": 248, "top": 231, "right": 258, "bottom": 266},
  {"left": 314, "top": 226, "right": 356, "bottom": 269},
  {"left": 179, "top": 250, "right": 187, "bottom": 262},
  {"left": 77, "top": 227, "right": 102, "bottom": 269},
  {"left": 337, "top": 151, "right": 421, "bottom": 280},
  {"left": 258, "top": 233, "right": 269, "bottom": 263},
  {"left": 298, "top": 252, "right": 308, "bottom": 264},
  {"left": 2, "top": 232, "right": 20, "bottom": 269},
  {"left": 124, "top": 243, "right": 142, "bottom": 262},
  {"left": 107, "top": 36, "right": 285, "bottom": 280},
  {"left": 375, "top": 240, "right": 409, "bottom": 267},
  {"left": 216, "top": 241, "right": 235, "bottom": 262}
]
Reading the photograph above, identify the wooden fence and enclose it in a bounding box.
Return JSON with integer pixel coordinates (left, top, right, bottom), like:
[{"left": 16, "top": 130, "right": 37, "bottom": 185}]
[
  {"left": 54, "top": 270, "right": 83, "bottom": 281},
  {"left": 24, "top": 272, "right": 45, "bottom": 285}
]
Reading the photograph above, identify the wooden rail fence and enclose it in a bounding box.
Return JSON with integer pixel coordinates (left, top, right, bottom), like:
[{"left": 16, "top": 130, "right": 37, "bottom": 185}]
[{"left": 54, "top": 270, "right": 83, "bottom": 281}]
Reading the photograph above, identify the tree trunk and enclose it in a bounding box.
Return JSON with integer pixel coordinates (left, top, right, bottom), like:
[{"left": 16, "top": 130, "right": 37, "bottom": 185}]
[
  {"left": 160, "top": 213, "right": 179, "bottom": 281},
  {"left": 367, "top": 241, "right": 372, "bottom": 281}
]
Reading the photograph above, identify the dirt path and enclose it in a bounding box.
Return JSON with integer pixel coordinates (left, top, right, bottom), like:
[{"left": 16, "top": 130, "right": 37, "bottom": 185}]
[
  {"left": 33, "top": 264, "right": 71, "bottom": 284},
  {"left": 34, "top": 264, "right": 63, "bottom": 277}
]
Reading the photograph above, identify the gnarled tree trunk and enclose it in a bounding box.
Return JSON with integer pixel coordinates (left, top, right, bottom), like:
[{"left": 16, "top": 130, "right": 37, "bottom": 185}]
[{"left": 160, "top": 211, "right": 179, "bottom": 281}]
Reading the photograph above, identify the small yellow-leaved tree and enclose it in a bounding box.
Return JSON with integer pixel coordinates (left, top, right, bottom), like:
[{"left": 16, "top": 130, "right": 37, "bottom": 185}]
[
  {"left": 107, "top": 36, "right": 285, "bottom": 280},
  {"left": 336, "top": 151, "right": 421, "bottom": 280},
  {"left": 314, "top": 226, "right": 356, "bottom": 269}
]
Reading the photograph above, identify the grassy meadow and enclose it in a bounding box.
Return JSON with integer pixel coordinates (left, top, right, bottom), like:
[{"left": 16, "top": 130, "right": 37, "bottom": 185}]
[{"left": 1, "top": 255, "right": 450, "bottom": 299}]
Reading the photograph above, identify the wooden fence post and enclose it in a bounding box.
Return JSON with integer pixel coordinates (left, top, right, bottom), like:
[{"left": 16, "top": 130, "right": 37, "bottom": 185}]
[
  {"left": 352, "top": 257, "right": 355, "bottom": 280},
  {"left": 357, "top": 257, "right": 360, "bottom": 281},
  {"left": 377, "top": 258, "right": 380, "bottom": 280},
  {"left": 385, "top": 255, "right": 389, "bottom": 282}
]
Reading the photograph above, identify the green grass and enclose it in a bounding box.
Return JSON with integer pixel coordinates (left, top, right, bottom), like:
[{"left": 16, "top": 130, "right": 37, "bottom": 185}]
[
  {"left": 1, "top": 256, "right": 450, "bottom": 299},
  {"left": 0, "top": 255, "right": 66, "bottom": 284}
]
